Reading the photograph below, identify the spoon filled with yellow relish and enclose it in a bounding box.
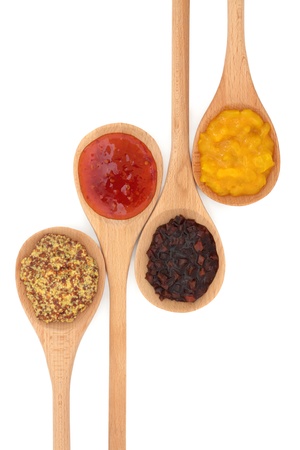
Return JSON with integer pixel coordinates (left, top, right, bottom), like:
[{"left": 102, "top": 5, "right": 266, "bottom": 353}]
[{"left": 192, "top": 0, "right": 280, "bottom": 206}]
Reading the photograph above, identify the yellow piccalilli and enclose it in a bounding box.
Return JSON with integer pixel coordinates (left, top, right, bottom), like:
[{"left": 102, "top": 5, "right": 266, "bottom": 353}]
[{"left": 198, "top": 109, "right": 275, "bottom": 196}]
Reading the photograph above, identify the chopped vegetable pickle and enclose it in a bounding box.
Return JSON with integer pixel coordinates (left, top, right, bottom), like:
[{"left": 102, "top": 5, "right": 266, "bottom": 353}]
[{"left": 198, "top": 109, "right": 275, "bottom": 196}]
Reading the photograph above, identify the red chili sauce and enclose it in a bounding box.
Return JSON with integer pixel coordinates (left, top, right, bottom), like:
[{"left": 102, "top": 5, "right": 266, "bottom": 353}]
[{"left": 78, "top": 133, "right": 157, "bottom": 220}]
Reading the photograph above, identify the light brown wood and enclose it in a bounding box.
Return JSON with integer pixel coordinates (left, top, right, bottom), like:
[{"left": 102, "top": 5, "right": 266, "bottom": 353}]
[
  {"left": 74, "top": 123, "right": 163, "bottom": 450},
  {"left": 192, "top": 0, "right": 280, "bottom": 206},
  {"left": 134, "top": 0, "right": 225, "bottom": 312},
  {"left": 15, "top": 227, "right": 106, "bottom": 450}
]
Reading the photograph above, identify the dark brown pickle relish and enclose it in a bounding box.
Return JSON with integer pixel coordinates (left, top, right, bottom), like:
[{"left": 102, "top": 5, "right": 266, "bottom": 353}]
[{"left": 145, "top": 215, "right": 219, "bottom": 302}]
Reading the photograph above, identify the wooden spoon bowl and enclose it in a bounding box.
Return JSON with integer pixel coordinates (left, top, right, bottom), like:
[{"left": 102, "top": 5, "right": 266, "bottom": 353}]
[
  {"left": 192, "top": 0, "right": 280, "bottom": 206},
  {"left": 135, "top": 0, "right": 225, "bottom": 313},
  {"left": 74, "top": 122, "right": 163, "bottom": 450},
  {"left": 15, "top": 226, "right": 106, "bottom": 450}
]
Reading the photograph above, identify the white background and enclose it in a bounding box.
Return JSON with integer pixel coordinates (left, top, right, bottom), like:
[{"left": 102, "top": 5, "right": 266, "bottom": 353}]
[{"left": 1, "top": 0, "right": 299, "bottom": 449}]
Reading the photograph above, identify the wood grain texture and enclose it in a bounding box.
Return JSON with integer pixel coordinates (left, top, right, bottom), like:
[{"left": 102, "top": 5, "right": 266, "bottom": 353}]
[
  {"left": 134, "top": 0, "right": 225, "bottom": 313},
  {"left": 74, "top": 123, "right": 163, "bottom": 450},
  {"left": 192, "top": 0, "right": 280, "bottom": 206},
  {"left": 15, "top": 227, "right": 106, "bottom": 450}
]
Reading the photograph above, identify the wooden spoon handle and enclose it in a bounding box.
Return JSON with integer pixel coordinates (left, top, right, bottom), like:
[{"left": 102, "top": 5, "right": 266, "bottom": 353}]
[
  {"left": 104, "top": 236, "right": 133, "bottom": 450},
  {"left": 168, "top": 0, "right": 190, "bottom": 177},
  {"left": 227, "top": 0, "right": 246, "bottom": 55},
  {"left": 223, "top": 0, "right": 252, "bottom": 91},
  {"left": 52, "top": 374, "right": 71, "bottom": 450},
  {"left": 46, "top": 334, "right": 75, "bottom": 450},
  {"left": 108, "top": 272, "right": 127, "bottom": 450}
]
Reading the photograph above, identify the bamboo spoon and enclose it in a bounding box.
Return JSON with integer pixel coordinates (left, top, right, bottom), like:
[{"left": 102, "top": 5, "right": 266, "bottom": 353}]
[
  {"left": 15, "top": 226, "right": 106, "bottom": 450},
  {"left": 135, "top": 0, "right": 225, "bottom": 313},
  {"left": 74, "top": 123, "right": 163, "bottom": 450},
  {"left": 192, "top": 0, "right": 280, "bottom": 206}
]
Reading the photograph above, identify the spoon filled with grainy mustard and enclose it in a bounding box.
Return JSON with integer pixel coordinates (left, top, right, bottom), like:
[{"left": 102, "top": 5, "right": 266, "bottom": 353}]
[{"left": 16, "top": 226, "right": 106, "bottom": 450}]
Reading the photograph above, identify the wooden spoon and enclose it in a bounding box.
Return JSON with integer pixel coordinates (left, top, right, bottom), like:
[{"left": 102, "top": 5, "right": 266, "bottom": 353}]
[
  {"left": 192, "top": 0, "right": 280, "bottom": 206},
  {"left": 74, "top": 123, "right": 163, "bottom": 450},
  {"left": 15, "top": 226, "right": 106, "bottom": 450},
  {"left": 135, "top": 0, "right": 225, "bottom": 313}
]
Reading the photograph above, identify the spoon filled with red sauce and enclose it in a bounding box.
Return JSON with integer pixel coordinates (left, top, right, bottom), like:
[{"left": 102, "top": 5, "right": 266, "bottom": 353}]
[{"left": 74, "top": 123, "right": 163, "bottom": 450}]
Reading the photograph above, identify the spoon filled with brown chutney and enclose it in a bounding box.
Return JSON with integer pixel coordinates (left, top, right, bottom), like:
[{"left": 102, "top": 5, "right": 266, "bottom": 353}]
[
  {"left": 16, "top": 227, "right": 106, "bottom": 450},
  {"left": 74, "top": 123, "right": 163, "bottom": 450},
  {"left": 135, "top": 0, "right": 225, "bottom": 312}
]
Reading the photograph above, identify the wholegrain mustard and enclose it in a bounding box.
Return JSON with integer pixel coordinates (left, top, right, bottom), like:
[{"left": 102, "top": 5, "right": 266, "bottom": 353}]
[{"left": 20, "top": 233, "right": 99, "bottom": 323}]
